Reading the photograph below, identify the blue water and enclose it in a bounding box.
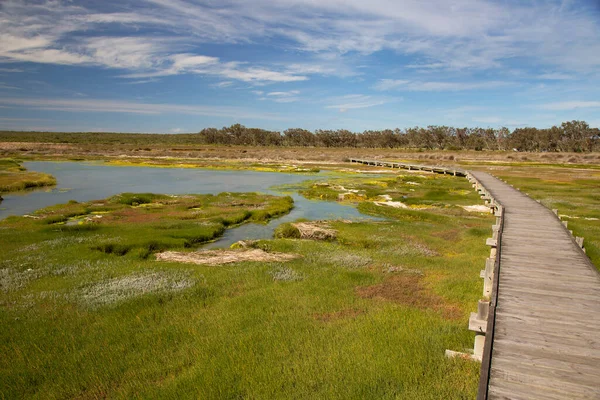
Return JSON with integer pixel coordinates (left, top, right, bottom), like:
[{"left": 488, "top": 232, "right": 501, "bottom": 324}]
[{"left": 0, "top": 161, "right": 377, "bottom": 247}]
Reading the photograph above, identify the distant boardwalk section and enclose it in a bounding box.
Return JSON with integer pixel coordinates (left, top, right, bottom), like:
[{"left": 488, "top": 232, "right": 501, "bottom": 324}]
[
  {"left": 470, "top": 171, "right": 600, "bottom": 400},
  {"left": 348, "top": 158, "right": 466, "bottom": 176}
]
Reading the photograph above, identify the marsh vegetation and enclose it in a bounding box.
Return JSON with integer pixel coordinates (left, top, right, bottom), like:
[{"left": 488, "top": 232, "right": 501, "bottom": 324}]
[
  {"left": 0, "top": 159, "right": 55, "bottom": 194},
  {"left": 1, "top": 144, "right": 598, "bottom": 398},
  {"left": 1, "top": 167, "right": 494, "bottom": 398}
]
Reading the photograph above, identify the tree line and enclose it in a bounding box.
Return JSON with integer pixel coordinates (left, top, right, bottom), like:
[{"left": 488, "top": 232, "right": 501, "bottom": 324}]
[
  {"left": 0, "top": 120, "right": 598, "bottom": 151},
  {"left": 199, "top": 121, "right": 599, "bottom": 152}
]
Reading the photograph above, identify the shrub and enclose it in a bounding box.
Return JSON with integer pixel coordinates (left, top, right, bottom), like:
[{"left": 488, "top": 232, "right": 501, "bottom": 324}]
[{"left": 274, "top": 223, "right": 301, "bottom": 238}]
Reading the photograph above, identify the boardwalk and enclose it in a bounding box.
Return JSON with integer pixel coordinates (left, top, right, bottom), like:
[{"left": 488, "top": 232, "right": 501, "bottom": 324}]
[
  {"left": 348, "top": 158, "right": 466, "bottom": 176},
  {"left": 470, "top": 171, "right": 600, "bottom": 399}
]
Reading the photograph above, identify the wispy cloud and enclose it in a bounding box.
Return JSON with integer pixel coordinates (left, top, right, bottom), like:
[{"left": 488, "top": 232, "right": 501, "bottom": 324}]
[
  {"left": 0, "top": 3, "right": 309, "bottom": 83},
  {"left": 0, "top": 67, "right": 24, "bottom": 73},
  {"left": 262, "top": 90, "right": 301, "bottom": 103},
  {"left": 374, "top": 79, "right": 509, "bottom": 91},
  {"left": 537, "top": 101, "right": 600, "bottom": 111},
  {"left": 2, "top": 0, "right": 599, "bottom": 78},
  {"left": 211, "top": 81, "right": 234, "bottom": 88},
  {"left": 0, "top": 82, "right": 20, "bottom": 90},
  {"left": 325, "top": 94, "right": 391, "bottom": 112},
  {"left": 121, "top": 79, "right": 159, "bottom": 85},
  {"left": 0, "top": 97, "right": 287, "bottom": 120}
]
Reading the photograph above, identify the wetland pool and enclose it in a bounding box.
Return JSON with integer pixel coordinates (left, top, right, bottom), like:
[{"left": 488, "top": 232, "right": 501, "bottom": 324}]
[{"left": 0, "top": 161, "right": 378, "bottom": 246}]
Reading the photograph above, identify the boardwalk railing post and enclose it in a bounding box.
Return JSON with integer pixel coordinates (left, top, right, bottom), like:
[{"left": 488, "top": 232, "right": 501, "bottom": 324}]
[
  {"left": 482, "top": 258, "right": 494, "bottom": 297},
  {"left": 446, "top": 171, "right": 502, "bottom": 365}
]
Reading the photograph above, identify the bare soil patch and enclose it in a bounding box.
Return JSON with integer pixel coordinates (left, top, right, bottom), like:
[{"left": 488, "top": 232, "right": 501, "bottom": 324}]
[
  {"left": 356, "top": 274, "right": 461, "bottom": 319},
  {"left": 293, "top": 221, "right": 337, "bottom": 240},
  {"left": 372, "top": 200, "right": 409, "bottom": 209},
  {"left": 461, "top": 205, "right": 491, "bottom": 213},
  {"left": 156, "top": 248, "right": 300, "bottom": 265}
]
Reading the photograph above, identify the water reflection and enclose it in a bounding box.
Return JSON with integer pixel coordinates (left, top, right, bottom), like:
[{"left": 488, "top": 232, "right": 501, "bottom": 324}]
[{"left": 1, "top": 161, "right": 379, "bottom": 245}]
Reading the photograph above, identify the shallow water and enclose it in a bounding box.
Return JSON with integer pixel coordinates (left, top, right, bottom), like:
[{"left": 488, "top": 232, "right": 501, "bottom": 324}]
[{"left": 0, "top": 161, "right": 377, "bottom": 247}]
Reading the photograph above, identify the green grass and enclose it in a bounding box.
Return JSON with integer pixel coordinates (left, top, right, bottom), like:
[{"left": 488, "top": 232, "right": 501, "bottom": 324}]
[
  {"left": 296, "top": 171, "right": 483, "bottom": 211},
  {"left": 0, "top": 158, "right": 56, "bottom": 193},
  {"left": 273, "top": 222, "right": 302, "bottom": 238},
  {"left": 489, "top": 166, "right": 600, "bottom": 269},
  {"left": 0, "top": 171, "right": 492, "bottom": 398}
]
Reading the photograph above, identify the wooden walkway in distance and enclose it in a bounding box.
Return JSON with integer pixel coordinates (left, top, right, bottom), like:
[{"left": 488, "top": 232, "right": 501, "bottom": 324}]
[
  {"left": 470, "top": 171, "right": 600, "bottom": 399},
  {"left": 348, "top": 158, "right": 466, "bottom": 176}
]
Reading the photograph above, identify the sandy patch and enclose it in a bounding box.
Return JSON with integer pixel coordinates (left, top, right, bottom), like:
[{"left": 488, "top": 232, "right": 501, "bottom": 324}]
[
  {"left": 156, "top": 248, "right": 300, "bottom": 265},
  {"left": 461, "top": 205, "right": 491, "bottom": 213},
  {"left": 332, "top": 185, "right": 360, "bottom": 193},
  {"left": 372, "top": 201, "right": 409, "bottom": 209}
]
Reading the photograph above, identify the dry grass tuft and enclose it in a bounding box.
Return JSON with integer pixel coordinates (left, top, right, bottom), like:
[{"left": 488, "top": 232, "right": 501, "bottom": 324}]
[
  {"left": 156, "top": 248, "right": 301, "bottom": 265},
  {"left": 293, "top": 221, "right": 337, "bottom": 240},
  {"left": 76, "top": 271, "right": 194, "bottom": 308}
]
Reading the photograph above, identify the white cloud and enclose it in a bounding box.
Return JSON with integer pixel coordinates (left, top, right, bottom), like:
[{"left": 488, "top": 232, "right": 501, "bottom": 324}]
[
  {"left": 84, "top": 37, "right": 173, "bottom": 70},
  {"left": 0, "top": 82, "right": 20, "bottom": 90},
  {"left": 325, "top": 94, "right": 390, "bottom": 111},
  {"left": 374, "top": 79, "right": 509, "bottom": 91},
  {"left": 267, "top": 91, "right": 300, "bottom": 97},
  {"left": 256, "top": 90, "right": 301, "bottom": 103},
  {"left": 122, "top": 79, "right": 159, "bottom": 85},
  {"left": 212, "top": 81, "right": 234, "bottom": 88},
  {"left": 0, "top": 97, "right": 287, "bottom": 120},
  {"left": 0, "top": 67, "right": 24, "bottom": 73},
  {"left": 0, "top": 0, "right": 598, "bottom": 89},
  {"left": 537, "top": 101, "right": 600, "bottom": 111},
  {"left": 135, "top": 0, "right": 600, "bottom": 72},
  {"left": 218, "top": 65, "right": 307, "bottom": 83},
  {"left": 0, "top": 2, "right": 309, "bottom": 83}
]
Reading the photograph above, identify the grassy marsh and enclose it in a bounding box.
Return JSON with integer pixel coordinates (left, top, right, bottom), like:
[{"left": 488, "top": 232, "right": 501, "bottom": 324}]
[
  {"left": 296, "top": 172, "right": 484, "bottom": 213},
  {"left": 0, "top": 159, "right": 56, "bottom": 194},
  {"left": 0, "top": 168, "right": 493, "bottom": 398}
]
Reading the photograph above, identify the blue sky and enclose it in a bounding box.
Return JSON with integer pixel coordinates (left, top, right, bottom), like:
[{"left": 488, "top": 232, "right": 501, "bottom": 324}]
[{"left": 1, "top": 0, "right": 599, "bottom": 133}]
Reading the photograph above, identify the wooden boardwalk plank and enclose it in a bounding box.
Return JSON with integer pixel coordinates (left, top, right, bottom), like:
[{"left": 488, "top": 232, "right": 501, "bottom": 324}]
[{"left": 470, "top": 171, "right": 600, "bottom": 400}]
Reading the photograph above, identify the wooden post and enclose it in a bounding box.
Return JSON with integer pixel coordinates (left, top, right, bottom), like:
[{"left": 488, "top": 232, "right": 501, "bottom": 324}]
[
  {"left": 469, "top": 300, "right": 489, "bottom": 333},
  {"left": 483, "top": 258, "right": 494, "bottom": 297},
  {"left": 473, "top": 334, "right": 485, "bottom": 361}
]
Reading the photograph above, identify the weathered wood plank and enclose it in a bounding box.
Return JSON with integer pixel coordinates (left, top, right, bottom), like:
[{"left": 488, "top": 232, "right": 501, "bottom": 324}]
[{"left": 471, "top": 171, "right": 600, "bottom": 400}]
